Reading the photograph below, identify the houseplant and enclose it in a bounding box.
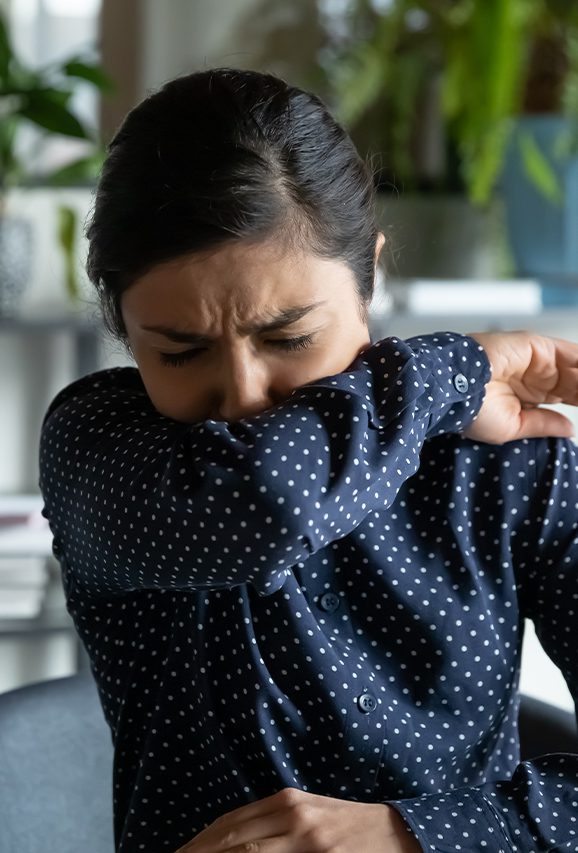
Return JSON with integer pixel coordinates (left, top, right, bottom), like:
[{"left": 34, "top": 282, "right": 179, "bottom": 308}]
[
  {"left": 0, "top": 10, "right": 110, "bottom": 315},
  {"left": 319, "top": 0, "right": 578, "bottom": 283}
]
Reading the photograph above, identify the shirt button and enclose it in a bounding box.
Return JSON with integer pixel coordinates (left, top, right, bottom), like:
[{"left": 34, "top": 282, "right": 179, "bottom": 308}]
[
  {"left": 319, "top": 592, "right": 340, "bottom": 613},
  {"left": 453, "top": 373, "right": 469, "bottom": 393},
  {"left": 357, "top": 692, "right": 377, "bottom": 714}
]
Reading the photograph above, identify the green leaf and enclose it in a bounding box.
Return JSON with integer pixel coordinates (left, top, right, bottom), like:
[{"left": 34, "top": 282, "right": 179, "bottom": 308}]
[
  {"left": 57, "top": 204, "right": 79, "bottom": 300},
  {"left": 0, "top": 12, "right": 110, "bottom": 193},
  {"left": 47, "top": 150, "right": 105, "bottom": 186},
  {"left": 18, "top": 92, "right": 89, "bottom": 139},
  {"left": 330, "top": 1, "right": 408, "bottom": 128},
  {"left": 467, "top": 119, "right": 514, "bottom": 205},
  {"left": 442, "top": 39, "right": 469, "bottom": 121},
  {"left": 63, "top": 59, "right": 114, "bottom": 93},
  {"left": 10, "top": 85, "right": 73, "bottom": 109},
  {"left": 0, "top": 114, "right": 21, "bottom": 191},
  {"left": 335, "top": 46, "right": 386, "bottom": 126},
  {"left": 519, "top": 131, "right": 564, "bottom": 204},
  {"left": 388, "top": 50, "right": 428, "bottom": 185},
  {"left": 0, "top": 14, "right": 36, "bottom": 91},
  {"left": 0, "top": 66, "right": 41, "bottom": 93},
  {"left": 0, "top": 11, "right": 12, "bottom": 81},
  {"left": 443, "top": 0, "right": 535, "bottom": 204},
  {"left": 561, "top": 29, "right": 578, "bottom": 152},
  {"left": 37, "top": 87, "right": 72, "bottom": 108}
]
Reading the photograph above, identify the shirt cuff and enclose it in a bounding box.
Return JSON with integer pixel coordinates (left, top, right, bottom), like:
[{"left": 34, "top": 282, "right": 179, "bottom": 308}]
[
  {"left": 386, "top": 787, "right": 514, "bottom": 853},
  {"left": 404, "top": 332, "right": 492, "bottom": 437}
]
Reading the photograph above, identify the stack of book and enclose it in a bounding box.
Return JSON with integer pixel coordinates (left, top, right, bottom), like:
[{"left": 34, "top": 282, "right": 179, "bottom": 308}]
[
  {"left": 372, "top": 277, "right": 543, "bottom": 316},
  {"left": 0, "top": 495, "right": 53, "bottom": 620},
  {"left": 399, "top": 278, "right": 542, "bottom": 315}
]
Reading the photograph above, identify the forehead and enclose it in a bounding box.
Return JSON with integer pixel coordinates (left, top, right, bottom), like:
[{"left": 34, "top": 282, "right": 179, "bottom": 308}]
[{"left": 122, "top": 239, "right": 355, "bottom": 323}]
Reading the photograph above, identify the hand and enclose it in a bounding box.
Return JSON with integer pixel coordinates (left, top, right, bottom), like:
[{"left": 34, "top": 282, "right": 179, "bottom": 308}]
[
  {"left": 465, "top": 330, "right": 578, "bottom": 444},
  {"left": 174, "top": 787, "right": 421, "bottom": 852}
]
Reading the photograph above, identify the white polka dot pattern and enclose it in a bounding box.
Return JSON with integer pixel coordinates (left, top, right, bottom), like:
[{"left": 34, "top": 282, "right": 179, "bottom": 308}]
[{"left": 37, "top": 333, "right": 578, "bottom": 853}]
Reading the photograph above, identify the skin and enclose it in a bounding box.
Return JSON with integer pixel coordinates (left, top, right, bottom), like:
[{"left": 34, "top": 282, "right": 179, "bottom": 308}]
[
  {"left": 120, "top": 234, "right": 578, "bottom": 853},
  {"left": 121, "top": 236, "right": 384, "bottom": 424},
  {"left": 464, "top": 330, "right": 578, "bottom": 442},
  {"left": 173, "top": 787, "right": 420, "bottom": 853}
]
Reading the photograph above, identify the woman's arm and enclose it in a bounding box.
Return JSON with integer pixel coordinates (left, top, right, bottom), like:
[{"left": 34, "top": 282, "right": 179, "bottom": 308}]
[
  {"left": 386, "top": 434, "right": 578, "bottom": 852},
  {"left": 39, "top": 332, "right": 488, "bottom": 597}
]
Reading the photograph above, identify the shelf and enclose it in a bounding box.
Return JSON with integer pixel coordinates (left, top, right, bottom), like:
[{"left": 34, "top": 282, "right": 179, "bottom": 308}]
[
  {"left": 0, "top": 606, "right": 73, "bottom": 638},
  {"left": 0, "top": 313, "right": 101, "bottom": 330},
  {"left": 0, "top": 561, "right": 73, "bottom": 638},
  {"left": 369, "top": 307, "right": 578, "bottom": 331},
  {"left": 0, "top": 311, "right": 103, "bottom": 376}
]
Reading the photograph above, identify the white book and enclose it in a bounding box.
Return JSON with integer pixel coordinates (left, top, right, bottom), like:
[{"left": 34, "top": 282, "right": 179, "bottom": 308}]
[
  {"left": 0, "top": 588, "right": 46, "bottom": 619},
  {"left": 0, "top": 525, "right": 54, "bottom": 557},
  {"left": 0, "top": 556, "right": 48, "bottom": 586}
]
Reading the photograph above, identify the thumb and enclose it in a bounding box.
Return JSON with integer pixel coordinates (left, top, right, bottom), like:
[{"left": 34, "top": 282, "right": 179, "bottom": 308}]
[{"left": 516, "top": 407, "right": 576, "bottom": 440}]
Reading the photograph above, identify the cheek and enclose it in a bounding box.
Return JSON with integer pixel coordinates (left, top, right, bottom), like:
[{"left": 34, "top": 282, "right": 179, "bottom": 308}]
[
  {"left": 138, "top": 360, "right": 209, "bottom": 423},
  {"left": 279, "top": 338, "right": 368, "bottom": 390},
  {"left": 308, "top": 328, "right": 370, "bottom": 378}
]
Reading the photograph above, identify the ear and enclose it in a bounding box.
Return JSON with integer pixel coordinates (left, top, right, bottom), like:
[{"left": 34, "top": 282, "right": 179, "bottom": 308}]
[{"left": 374, "top": 232, "right": 386, "bottom": 271}]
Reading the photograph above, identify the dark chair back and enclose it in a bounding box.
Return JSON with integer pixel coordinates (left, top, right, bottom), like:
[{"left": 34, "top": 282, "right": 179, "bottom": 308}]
[
  {"left": 519, "top": 694, "right": 578, "bottom": 759},
  {"left": 0, "top": 673, "right": 114, "bottom": 853}
]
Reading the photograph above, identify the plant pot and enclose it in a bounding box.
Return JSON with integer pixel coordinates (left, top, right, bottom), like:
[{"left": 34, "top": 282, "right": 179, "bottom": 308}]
[
  {"left": 500, "top": 115, "right": 578, "bottom": 304},
  {"left": 0, "top": 216, "right": 32, "bottom": 317},
  {"left": 375, "top": 194, "right": 508, "bottom": 280}
]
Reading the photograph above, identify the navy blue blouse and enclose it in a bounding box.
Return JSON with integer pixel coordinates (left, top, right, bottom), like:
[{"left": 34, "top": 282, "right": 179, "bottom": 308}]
[{"left": 38, "top": 332, "right": 578, "bottom": 852}]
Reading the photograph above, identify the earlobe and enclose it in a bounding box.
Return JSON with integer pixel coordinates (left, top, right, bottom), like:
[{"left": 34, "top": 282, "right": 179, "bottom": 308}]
[{"left": 374, "top": 232, "right": 386, "bottom": 268}]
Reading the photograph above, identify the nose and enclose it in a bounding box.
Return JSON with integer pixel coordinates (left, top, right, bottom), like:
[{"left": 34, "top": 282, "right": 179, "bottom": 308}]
[{"left": 214, "top": 350, "right": 274, "bottom": 421}]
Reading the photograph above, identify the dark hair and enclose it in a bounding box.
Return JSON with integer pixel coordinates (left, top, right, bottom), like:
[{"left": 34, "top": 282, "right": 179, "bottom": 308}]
[{"left": 86, "top": 67, "right": 380, "bottom": 347}]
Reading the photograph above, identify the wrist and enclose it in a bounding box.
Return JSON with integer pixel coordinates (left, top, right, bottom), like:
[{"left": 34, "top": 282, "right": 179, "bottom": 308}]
[{"left": 383, "top": 804, "right": 423, "bottom": 852}]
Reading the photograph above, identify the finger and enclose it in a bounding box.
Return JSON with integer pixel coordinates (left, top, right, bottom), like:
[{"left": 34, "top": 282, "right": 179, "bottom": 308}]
[
  {"left": 176, "top": 807, "right": 290, "bottom": 853},
  {"left": 228, "top": 836, "right": 286, "bottom": 853},
  {"left": 550, "top": 366, "right": 578, "bottom": 405},
  {"left": 178, "top": 829, "right": 286, "bottom": 853},
  {"left": 219, "top": 790, "right": 295, "bottom": 824},
  {"left": 175, "top": 790, "right": 302, "bottom": 852},
  {"left": 516, "top": 407, "right": 576, "bottom": 440},
  {"left": 546, "top": 335, "right": 578, "bottom": 367}
]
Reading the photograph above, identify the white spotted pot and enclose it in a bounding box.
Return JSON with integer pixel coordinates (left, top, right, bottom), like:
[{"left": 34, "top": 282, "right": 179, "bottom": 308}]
[{"left": 0, "top": 215, "right": 32, "bottom": 317}]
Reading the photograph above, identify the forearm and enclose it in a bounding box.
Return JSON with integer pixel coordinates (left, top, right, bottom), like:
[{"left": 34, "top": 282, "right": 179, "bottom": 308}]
[
  {"left": 39, "top": 332, "right": 489, "bottom": 596},
  {"left": 387, "top": 752, "right": 578, "bottom": 851}
]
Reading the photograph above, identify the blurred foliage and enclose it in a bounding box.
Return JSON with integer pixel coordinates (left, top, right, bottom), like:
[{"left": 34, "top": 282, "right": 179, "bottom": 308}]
[
  {"left": 0, "top": 9, "right": 113, "bottom": 299},
  {"left": 57, "top": 203, "right": 78, "bottom": 301},
  {"left": 318, "top": 0, "right": 578, "bottom": 205},
  {"left": 0, "top": 10, "right": 111, "bottom": 194}
]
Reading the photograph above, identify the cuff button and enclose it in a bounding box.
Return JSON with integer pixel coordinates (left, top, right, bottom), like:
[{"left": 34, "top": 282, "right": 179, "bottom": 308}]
[{"left": 453, "top": 373, "right": 469, "bottom": 393}]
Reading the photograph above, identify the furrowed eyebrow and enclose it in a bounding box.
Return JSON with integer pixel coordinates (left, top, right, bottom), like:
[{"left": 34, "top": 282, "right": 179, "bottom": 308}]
[{"left": 141, "top": 301, "right": 326, "bottom": 342}]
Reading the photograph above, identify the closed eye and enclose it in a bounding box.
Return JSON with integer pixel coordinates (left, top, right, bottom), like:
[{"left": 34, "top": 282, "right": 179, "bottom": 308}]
[
  {"left": 159, "top": 333, "right": 315, "bottom": 367},
  {"left": 159, "top": 349, "right": 203, "bottom": 367},
  {"left": 270, "top": 334, "right": 314, "bottom": 352}
]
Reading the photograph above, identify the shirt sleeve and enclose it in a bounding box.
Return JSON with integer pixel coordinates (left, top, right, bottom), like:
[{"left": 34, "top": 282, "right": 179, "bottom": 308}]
[
  {"left": 386, "top": 435, "right": 578, "bottom": 852},
  {"left": 38, "top": 331, "right": 490, "bottom": 598}
]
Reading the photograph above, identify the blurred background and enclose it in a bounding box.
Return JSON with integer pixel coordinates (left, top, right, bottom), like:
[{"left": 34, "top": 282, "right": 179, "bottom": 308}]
[{"left": 0, "top": 0, "right": 576, "bottom": 715}]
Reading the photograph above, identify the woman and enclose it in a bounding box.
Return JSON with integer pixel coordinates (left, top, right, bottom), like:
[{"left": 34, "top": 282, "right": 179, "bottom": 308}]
[{"left": 39, "top": 68, "right": 578, "bottom": 853}]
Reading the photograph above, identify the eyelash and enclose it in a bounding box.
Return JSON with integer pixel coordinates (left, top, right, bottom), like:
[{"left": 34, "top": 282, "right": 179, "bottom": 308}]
[{"left": 159, "top": 334, "right": 315, "bottom": 367}]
